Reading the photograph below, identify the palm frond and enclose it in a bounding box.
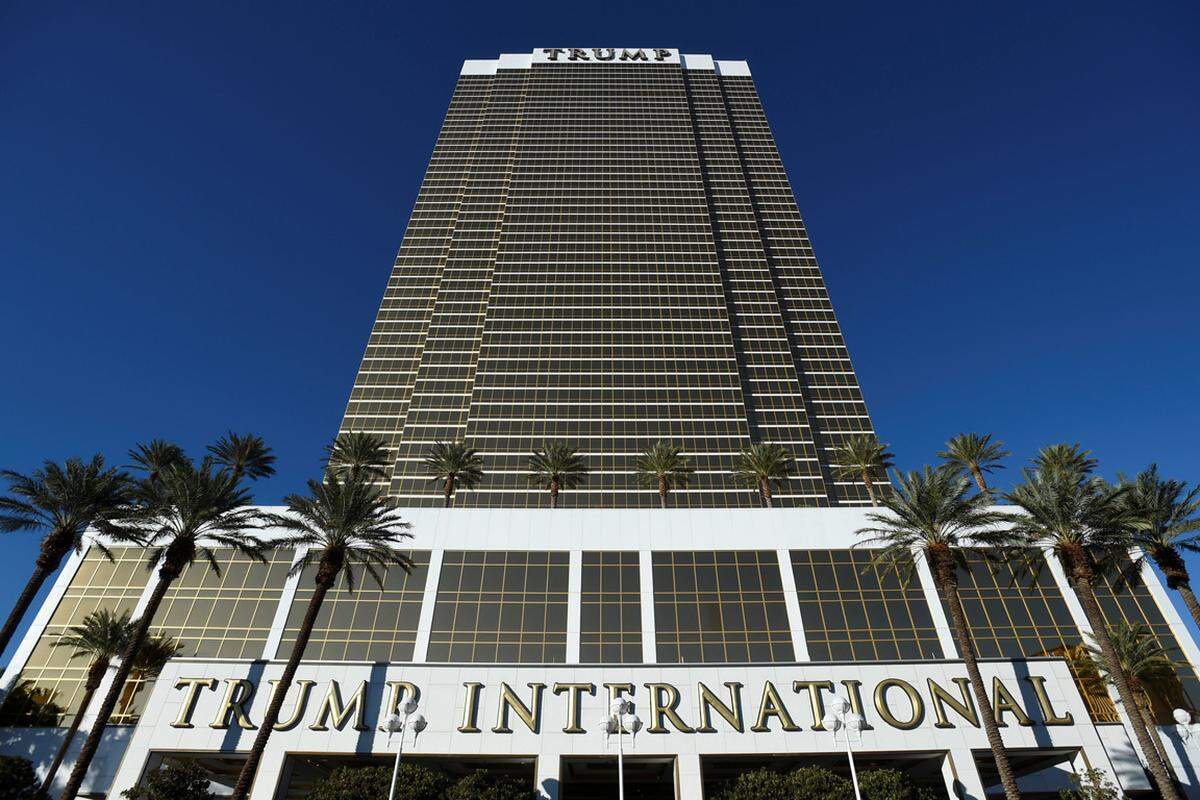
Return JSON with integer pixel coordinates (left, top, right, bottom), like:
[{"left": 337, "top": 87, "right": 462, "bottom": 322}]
[
  {"left": 325, "top": 432, "right": 391, "bottom": 483},
  {"left": 831, "top": 434, "right": 895, "bottom": 482},
  {"left": 527, "top": 442, "right": 588, "bottom": 490},
  {"left": 732, "top": 443, "right": 793, "bottom": 488},
  {"left": 207, "top": 432, "right": 276, "bottom": 482}
]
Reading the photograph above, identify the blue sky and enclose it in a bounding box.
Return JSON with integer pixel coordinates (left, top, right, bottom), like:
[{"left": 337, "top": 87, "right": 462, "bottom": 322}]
[{"left": 1, "top": 1, "right": 1198, "bottom": 661}]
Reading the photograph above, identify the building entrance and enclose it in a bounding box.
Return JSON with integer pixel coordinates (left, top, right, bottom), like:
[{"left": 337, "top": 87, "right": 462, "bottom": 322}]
[{"left": 560, "top": 756, "right": 676, "bottom": 800}]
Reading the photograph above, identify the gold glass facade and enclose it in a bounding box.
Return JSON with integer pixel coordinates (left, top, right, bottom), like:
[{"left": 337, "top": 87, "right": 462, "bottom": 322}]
[{"left": 580, "top": 551, "right": 642, "bottom": 663}]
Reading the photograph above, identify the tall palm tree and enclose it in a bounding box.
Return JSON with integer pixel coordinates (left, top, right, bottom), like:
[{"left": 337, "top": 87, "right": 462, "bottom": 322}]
[
  {"left": 733, "top": 443, "right": 792, "bottom": 508},
  {"left": 528, "top": 442, "right": 588, "bottom": 509},
  {"left": 1031, "top": 443, "right": 1098, "bottom": 479},
  {"left": 59, "top": 445, "right": 267, "bottom": 800},
  {"left": 0, "top": 456, "right": 132, "bottom": 658},
  {"left": 127, "top": 440, "right": 187, "bottom": 484},
  {"left": 228, "top": 474, "right": 412, "bottom": 800},
  {"left": 324, "top": 431, "right": 391, "bottom": 483},
  {"left": 1119, "top": 465, "right": 1200, "bottom": 630},
  {"left": 938, "top": 433, "right": 1010, "bottom": 494},
  {"left": 207, "top": 432, "right": 277, "bottom": 483},
  {"left": 40, "top": 614, "right": 180, "bottom": 798},
  {"left": 832, "top": 434, "right": 894, "bottom": 505},
  {"left": 1080, "top": 621, "right": 1179, "bottom": 779},
  {"left": 856, "top": 466, "right": 1023, "bottom": 800},
  {"left": 635, "top": 442, "right": 693, "bottom": 508},
  {"left": 423, "top": 441, "right": 484, "bottom": 507},
  {"left": 1005, "top": 452, "right": 1181, "bottom": 800}
]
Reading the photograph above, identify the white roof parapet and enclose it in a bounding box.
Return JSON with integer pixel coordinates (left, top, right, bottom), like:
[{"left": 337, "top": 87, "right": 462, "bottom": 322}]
[
  {"left": 498, "top": 53, "right": 533, "bottom": 70},
  {"left": 460, "top": 59, "right": 498, "bottom": 75},
  {"left": 681, "top": 54, "right": 715, "bottom": 71},
  {"left": 715, "top": 60, "right": 751, "bottom": 77}
]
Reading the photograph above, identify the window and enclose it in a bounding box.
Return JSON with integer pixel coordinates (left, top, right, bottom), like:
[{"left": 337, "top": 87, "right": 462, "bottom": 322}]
[{"left": 580, "top": 551, "right": 641, "bottom": 662}]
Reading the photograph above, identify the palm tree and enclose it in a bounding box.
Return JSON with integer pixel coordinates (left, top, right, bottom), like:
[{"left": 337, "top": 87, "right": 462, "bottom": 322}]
[
  {"left": 1031, "top": 443, "right": 1098, "bottom": 479},
  {"left": 127, "top": 439, "right": 187, "bottom": 483},
  {"left": 324, "top": 432, "right": 391, "bottom": 483},
  {"left": 41, "top": 613, "right": 179, "bottom": 797},
  {"left": 1005, "top": 451, "right": 1182, "bottom": 800},
  {"left": 733, "top": 443, "right": 792, "bottom": 508},
  {"left": 635, "top": 442, "right": 693, "bottom": 508},
  {"left": 423, "top": 441, "right": 483, "bottom": 507},
  {"left": 832, "top": 434, "right": 894, "bottom": 505},
  {"left": 1080, "top": 621, "right": 1179, "bottom": 779},
  {"left": 1120, "top": 465, "right": 1200, "bottom": 630},
  {"left": 115, "top": 633, "right": 185, "bottom": 723},
  {"left": 228, "top": 474, "right": 412, "bottom": 800},
  {"left": 59, "top": 445, "right": 267, "bottom": 800},
  {"left": 856, "top": 466, "right": 1022, "bottom": 800},
  {"left": 207, "top": 432, "right": 277, "bottom": 483},
  {"left": 0, "top": 456, "right": 132, "bottom": 658},
  {"left": 528, "top": 442, "right": 588, "bottom": 509},
  {"left": 938, "top": 433, "right": 1010, "bottom": 494}
]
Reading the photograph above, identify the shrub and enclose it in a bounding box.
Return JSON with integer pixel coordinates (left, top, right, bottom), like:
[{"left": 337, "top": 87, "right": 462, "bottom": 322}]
[
  {"left": 715, "top": 766, "right": 854, "bottom": 800},
  {"left": 306, "top": 764, "right": 448, "bottom": 800},
  {"left": 445, "top": 770, "right": 537, "bottom": 800},
  {"left": 121, "top": 761, "right": 215, "bottom": 800},
  {"left": 0, "top": 755, "right": 38, "bottom": 800},
  {"left": 1059, "top": 768, "right": 1123, "bottom": 800},
  {"left": 790, "top": 766, "right": 855, "bottom": 800}
]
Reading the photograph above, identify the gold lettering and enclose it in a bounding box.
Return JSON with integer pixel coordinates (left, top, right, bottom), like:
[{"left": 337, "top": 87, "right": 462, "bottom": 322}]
[
  {"left": 568, "top": 48, "right": 589, "bottom": 61},
  {"left": 541, "top": 48, "right": 565, "bottom": 61},
  {"left": 209, "top": 678, "right": 256, "bottom": 730},
  {"left": 644, "top": 683, "right": 694, "bottom": 733},
  {"left": 493, "top": 682, "right": 545, "bottom": 734},
  {"left": 385, "top": 681, "right": 419, "bottom": 717},
  {"left": 793, "top": 680, "right": 835, "bottom": 730},
  {"left": 171, "top": 678, "right": 216, "bottom": 728},
  {"left": 308, "top": 680, "right": 367, "bottom": 731},
  {"left": 840, "top": 680, "right": 874, "bottom": 730},
  {"left": 592, "top": 48, "right": 616, "bottom": 61},
  {"left": 653, "top": 49, "right": 673, "bottom": 61},
  {"left": 459, "top": 682, "right": 483, "bottom": 733},
  {"left": 553, "top": 682, "right": 595, "bottom": 734},
  {"left": 927, "top": 678, "right": 979, "bottom": 728},
  {"left": 1026, "top": 676, "right": 1074, "bottom": 725},
  {"left": 603, "top": 682, "right": 636, "bottom": 732},
  {"left": 991, "top": 677, "right": 1032, "bottom": 727},
  {"left": 620, "top": 49, "right": 649, "bottom": 62},
  {"left": 873, "top": 679, "right": 924, "bottom": 730},
  {"left": 269, "top": 679, "right": 315, "bottom": 731},
  {"left": 751, "top": 681, "right": 799, "bottom": 732},
  {"left": 696, "top": 682, "right": 743, "bottom": 733}
]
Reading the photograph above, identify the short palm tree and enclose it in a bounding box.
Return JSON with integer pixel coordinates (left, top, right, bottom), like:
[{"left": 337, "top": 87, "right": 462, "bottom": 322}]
[
  {"left": 1005, "top": 452, "right": 1181, "bottom": 800},
  {"left": 635, "top": 442, "right": 693, "bottom": 508},
  {"left": 324, "top": 431, "right": 391, "bottom": 483},
  {"left": 1119, "top": 465, "right": 1200, "bottom": 631},
  {"left": 1081, "top": 621, "right": 1178, "bottom": 779},
  {"left": 59, "top": 444, "right": 268, "bottom": 800},
  {"left": 0, "top": 456, "right": 132, "bottom": 658},
  {"left": 938, "top": 433, "right": 1010, "bottom": 494},
  {"left": 832, "top": 434, "right": 894, "bottom": 505},
  {"left": 423, "top": 441, "right": 483, "bottom": 507},
  {"left": 207, "top": 432, "right": 277, "bottom": 483},
  {"left": 228, "top": 473, "right": 412, "bottom": 800},
  {"left": 528, "top": 442, "right": 588, "bottom": 509},
  {"left": 733, "top": 443, "right": 792, "bottom": 508},
  {"left": 856, "top": 466, "right": 1022, "bottom": 800}
]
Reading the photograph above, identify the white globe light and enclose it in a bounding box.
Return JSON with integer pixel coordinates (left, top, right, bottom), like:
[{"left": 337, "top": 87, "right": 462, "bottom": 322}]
[
  {"left": 611, "top": 698, "right": 631, "bottom": 717},
  {"left": 845, "top": 713, "right": 865, "bottom": 732},
  {"left": 1174, "top": 708, "right": 1192, "bottom": 726},
  {"left": 410, "top": 713, "right": 427, "bottom": 733},
  {"left": 604, "top": 717, "right": 619, "bottom": 735},
  {"left": 401, "top": 698, "right": 419, "bottom": 716},
  {"left": 827, "top": 695, "right": 850, "bottom": 715},
  {"left": 821, "top": 713, "right": 842, "bottom": 731},
  {"left": 381, "top": 713, "right": 404, "bottom": 733},
  {"left": 629, "top": 714, "right": 643, "bottom": 733}
]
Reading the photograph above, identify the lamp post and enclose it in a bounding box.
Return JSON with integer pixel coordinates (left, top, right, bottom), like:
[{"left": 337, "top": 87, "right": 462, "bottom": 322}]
[
  {"left": 381, "top": 697, "right": 427, "bottom": 800},
  {"left": 603, "top": 698, "right": 643, "bottom": 800},
  {"left": 821, "top": 694, "right": 864, "bottom": 800}
]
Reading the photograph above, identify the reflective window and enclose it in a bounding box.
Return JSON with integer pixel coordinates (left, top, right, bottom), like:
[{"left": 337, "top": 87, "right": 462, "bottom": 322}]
[
  {"left": 653, "top": 550, "right": 793, "bottom": 663},
  {"left": 427, "top": 551, "right": 569, "bottom": 662},
  {"left": 279, "top": 551, "right": 430, "bottom": 662},
  {"left": 580, "top": 551, "right": 641, "bottom": 663},
  {"left": 791, "top": 549, "right": 943, "bottom": 661}
]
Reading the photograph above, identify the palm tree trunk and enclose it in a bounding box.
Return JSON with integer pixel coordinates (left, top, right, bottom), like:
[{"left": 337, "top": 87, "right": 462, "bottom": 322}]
[
  {"left": 59, "top": 573, "right": 173, "bottom": 800},
  {"left": 443, "top": 477, "right": 454, "bottom": 508},
  {"left": 759, "top": 478, "right": 772, "bottom": 508},
  {"left": 229, "top": 575, "right": 333, "bottom": 800},
  {"left": 1157, "top": 556, "right": 1200, "bottom": 634},
  {"left": 38, "top": 661, "right": 105, "bottom": 797},
  {"left": 1136, "top": 693, "right": 1176, "bottom": 781},
  {"left": 550, "top": 480, "right": 559, "bottom": 509},
  {"left": 861, "top": 471, "right": 877, "bottom": 506},
  {"left": 659, "top": 476, "right": 668, "bottom": 509},
  {"left": 970, "top": 466, "right": 989, "bottom": 494},
  {"left": 1068, "top": 557, "right": 1182, "bottom": 800},
  {"left": 933, "top": 553, "right": 1022, "bottom": 800},
  {"left": 0, "top": 563, "right": 54, "bottom": 658}
]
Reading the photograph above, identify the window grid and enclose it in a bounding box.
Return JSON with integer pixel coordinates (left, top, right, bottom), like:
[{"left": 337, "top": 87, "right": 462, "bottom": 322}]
[{"left": 580, "top": 551, "right": 642, "bottom": 663}]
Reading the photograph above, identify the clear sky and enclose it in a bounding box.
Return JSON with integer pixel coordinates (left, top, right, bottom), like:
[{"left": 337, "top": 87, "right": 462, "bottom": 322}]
[{"left": 1, "top": 1, "right": 1198, "bottom": 662}]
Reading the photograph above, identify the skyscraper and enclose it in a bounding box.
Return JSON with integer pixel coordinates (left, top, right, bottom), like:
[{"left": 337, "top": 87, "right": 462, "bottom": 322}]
[{"left": 338, "top": 48, "right": 876, "bottom": 508}]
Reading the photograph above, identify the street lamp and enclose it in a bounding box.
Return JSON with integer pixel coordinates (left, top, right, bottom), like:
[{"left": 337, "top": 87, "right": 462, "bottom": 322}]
[
  {"left": 821, "top": 694, "right": 864, "bottom": 800},
  {"left": 603, "top": 698, "right": 643, "bottom": 800},
  {"left": 381, "top": 697, "right": 427, "bottom": 800}
]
